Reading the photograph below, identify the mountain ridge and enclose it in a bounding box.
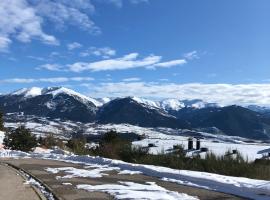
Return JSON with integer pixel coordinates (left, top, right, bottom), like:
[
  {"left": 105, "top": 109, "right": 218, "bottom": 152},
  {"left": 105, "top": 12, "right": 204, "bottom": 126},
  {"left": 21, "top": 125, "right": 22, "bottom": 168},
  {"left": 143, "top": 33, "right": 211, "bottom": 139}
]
[{"left": 1, "top": 87, "right": 270, "bottom": 139}]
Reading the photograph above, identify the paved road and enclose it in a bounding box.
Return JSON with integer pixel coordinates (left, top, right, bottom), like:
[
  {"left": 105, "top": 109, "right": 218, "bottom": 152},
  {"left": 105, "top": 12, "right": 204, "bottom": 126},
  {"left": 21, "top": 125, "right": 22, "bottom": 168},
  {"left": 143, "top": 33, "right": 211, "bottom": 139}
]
[
  {"left": 0, "top": 163, "right": 41, "bottom": 200},
  {"left": 0, "top": 158, "right": 247, "bottom": 200}
]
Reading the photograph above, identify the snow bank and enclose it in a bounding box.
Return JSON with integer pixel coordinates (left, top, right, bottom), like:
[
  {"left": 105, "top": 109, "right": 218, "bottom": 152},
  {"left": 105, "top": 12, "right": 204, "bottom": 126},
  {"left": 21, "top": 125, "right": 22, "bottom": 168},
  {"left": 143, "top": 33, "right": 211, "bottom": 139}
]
[
  {"left": 77, "top": 181, "right": 198, "bottom": 200},
  {"left": 0, "top": 131, "right": 5, "bottom": 149},
  {"left": 1, "top": 150, "right": 270, "bottom": 200}
]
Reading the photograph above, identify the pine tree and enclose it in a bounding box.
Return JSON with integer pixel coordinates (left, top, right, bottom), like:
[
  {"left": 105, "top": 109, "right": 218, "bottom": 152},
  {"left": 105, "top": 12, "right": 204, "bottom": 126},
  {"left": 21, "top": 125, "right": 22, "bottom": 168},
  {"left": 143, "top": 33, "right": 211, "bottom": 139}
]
[
  {"left": 3, "top": 126, "right": 37, "bottom": 152},
  {"left": 0, "top": 111, "right": 4, "bottom": 131}
]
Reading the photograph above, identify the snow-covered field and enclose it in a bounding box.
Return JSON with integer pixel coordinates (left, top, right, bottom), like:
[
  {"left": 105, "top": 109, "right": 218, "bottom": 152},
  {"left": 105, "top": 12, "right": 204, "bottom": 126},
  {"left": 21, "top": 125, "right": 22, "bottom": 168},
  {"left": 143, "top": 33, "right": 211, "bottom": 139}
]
[
  {"left": 83, "top": 123, "right": 270, "bottom": 162},
  {"left": 2, "top": 118, "right": 270, "bottom": 199},
  {"left": 3, "top": 120, "right": 270, "bottom": 161},
  {"left": 0, "top": 149, "right": 269, "bottom": 200},
  {"left": 133, "top": 136, "right": 270, "bottom": 161}
]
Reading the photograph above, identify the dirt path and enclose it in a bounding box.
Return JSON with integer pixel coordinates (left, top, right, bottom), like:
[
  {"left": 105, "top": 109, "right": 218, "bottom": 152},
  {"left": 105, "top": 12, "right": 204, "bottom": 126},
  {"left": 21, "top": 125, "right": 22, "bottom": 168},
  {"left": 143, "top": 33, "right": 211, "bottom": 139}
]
[
  {"left": 0, "top": 163, "right": 42, "bottom": 200},
  {"left": 1, "top": 158, "right": 247, "bottom": 200}
]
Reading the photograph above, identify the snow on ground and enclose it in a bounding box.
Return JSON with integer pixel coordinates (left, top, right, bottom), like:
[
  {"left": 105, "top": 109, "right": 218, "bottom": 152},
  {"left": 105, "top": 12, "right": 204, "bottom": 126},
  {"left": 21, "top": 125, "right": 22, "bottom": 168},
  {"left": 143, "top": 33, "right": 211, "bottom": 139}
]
[
  {"left": 3, "top": 120, "right": 270, "bottom": 161},
  {"left": 133, "top": 136, "right": 270, "bottom": 161},
  {"left": 1, "top": 150, "right": 270, "bottom": 200},
  {"left": 118, "top": 170, "right": 142, "bottom": 175},
  {"left": 46, "top": 165, "right": 120, "bottom": 179},
  {"left": 0, "top": 131, "right": 4, "bottom": 144},
  {"left": 77, "top": 181, "right": 198, "bottom": 200},
  {"left": 0, "top": 131, "right": 5, "bottom": 149},
  {"left": 22, "top": 169, "right": 55, "bottom": 200}
]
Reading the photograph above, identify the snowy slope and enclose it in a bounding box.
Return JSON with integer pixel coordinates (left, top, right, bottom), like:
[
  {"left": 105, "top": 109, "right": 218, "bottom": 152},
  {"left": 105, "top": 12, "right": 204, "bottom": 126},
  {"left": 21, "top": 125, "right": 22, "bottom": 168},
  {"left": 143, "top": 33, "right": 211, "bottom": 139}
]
[
  {"left": 11, "top": 87, "right": 42, "bottom": 98},
  {"left": 131, "top": 96, "right": 160, "bottom": 109}
]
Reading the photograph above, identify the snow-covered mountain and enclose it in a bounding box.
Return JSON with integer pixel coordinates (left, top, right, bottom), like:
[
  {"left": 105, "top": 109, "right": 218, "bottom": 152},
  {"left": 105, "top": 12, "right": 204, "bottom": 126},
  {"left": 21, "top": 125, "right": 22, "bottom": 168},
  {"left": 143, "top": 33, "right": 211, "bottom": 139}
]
[
  {"left": 9, "top": 87, "right": 101, "bottom": 107},
  {"left": 1, "top": 87, "right": 270, "bottom": 139},
  {"left": 0, "top": 87, "right": 99, "bottom": 122},
  {"left": 160, "top": 99, "right": 219, "bottom": 111},
  {"left": 118, "top": 97, "right": 220, "bottom": 111},
  {"left": 97, "top": 97, "right": 190, "bottom": 129}
]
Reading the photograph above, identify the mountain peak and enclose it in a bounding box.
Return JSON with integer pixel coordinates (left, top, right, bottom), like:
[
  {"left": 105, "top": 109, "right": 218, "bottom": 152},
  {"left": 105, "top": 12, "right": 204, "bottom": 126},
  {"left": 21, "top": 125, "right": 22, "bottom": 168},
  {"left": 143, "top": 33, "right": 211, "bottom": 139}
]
[
  {"left": 10, "top": 86, "right": 102, "bottom": 107},
  {"left": 11, "top": 87, "right": 42, "bottom": 97}
]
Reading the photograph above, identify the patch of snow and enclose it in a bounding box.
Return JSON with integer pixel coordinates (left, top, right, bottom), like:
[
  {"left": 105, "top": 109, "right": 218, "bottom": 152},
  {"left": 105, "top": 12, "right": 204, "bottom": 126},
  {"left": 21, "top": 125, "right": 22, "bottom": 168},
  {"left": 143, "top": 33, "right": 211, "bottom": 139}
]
[
  {"left": 33, "top": 147, "right": 52, "bottom": 154},
  {"left": 98, "top": 97, "right": 112, "bottom": 105},
  {"left": 45, "top": 165, "right": 120, "bottom": 179},
  {"left": 118, "top": 170, "right": 142, "bottom": 175},
  {"left": 0, "top": 131, "right": 5, "bottom": 145},
  {"left": 24, "top": 174, "right": 55, "bottom": 200},
  {"left": 62, "top": 182, "right": 72, "bottom": 186},
  {"left": 77, "top": 181, "right": 198, "bottom": 200}
]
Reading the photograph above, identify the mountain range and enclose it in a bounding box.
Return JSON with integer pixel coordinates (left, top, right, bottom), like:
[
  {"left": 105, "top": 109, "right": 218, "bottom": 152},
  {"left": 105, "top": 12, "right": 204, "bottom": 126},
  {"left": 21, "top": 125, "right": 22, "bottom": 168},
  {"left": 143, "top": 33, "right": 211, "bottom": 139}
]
[{"left": 1, "top": 86, "right": 270, "bottom": 140}]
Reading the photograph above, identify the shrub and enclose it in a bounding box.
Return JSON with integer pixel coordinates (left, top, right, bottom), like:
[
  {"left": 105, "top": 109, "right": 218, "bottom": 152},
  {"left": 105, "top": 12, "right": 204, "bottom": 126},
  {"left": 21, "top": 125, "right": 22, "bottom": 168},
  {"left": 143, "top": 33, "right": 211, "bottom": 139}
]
[
  {"left": 66, "top": 137, "right": 87, "bottom": 155},
  {"left": 39, "top": 134, "right": 64, "bottom": 149},
  {"left": 102, "top": 130, "right": 119, "bottom": 143},
  {"left": 3, "top": 126, "right": 37, "bottom": 152}
]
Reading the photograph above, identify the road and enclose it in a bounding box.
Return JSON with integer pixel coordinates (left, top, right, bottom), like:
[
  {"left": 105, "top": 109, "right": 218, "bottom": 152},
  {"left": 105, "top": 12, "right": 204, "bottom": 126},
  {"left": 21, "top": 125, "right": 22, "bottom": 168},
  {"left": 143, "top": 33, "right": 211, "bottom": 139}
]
[
  {"left": 0, "top": 163, "right": 42, "bottom": 200},
  {"left": 0, "top": 158, "right": 247, "bottom": 200}
]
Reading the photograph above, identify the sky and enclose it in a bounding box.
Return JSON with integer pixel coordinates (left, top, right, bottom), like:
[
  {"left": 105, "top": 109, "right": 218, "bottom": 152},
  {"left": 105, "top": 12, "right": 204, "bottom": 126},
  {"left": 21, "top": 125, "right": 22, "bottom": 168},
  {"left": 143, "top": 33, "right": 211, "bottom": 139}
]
[{"left": 1, "top": 0, "right": 270, "bottom": 105}]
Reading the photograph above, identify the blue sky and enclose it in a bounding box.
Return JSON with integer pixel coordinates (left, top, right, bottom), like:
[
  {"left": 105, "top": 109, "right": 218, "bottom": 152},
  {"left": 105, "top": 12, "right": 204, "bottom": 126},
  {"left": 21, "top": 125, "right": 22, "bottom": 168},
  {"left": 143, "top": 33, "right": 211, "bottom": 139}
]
[{"left": 1, "top": 0, "right": 270, "bottom": 105}]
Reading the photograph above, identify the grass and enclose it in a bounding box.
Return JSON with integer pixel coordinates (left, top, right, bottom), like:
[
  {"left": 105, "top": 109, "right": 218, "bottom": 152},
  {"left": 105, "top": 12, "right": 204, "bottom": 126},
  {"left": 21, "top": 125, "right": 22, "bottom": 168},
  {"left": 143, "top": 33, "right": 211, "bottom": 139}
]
[{"left": 68, "top": 131, "right": 270, "bottom": 180}]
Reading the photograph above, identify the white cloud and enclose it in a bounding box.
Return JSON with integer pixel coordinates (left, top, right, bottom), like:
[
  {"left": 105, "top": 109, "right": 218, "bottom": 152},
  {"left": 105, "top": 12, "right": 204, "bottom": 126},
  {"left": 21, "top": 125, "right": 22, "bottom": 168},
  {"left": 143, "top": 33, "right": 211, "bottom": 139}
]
[
  {"left": 84, "top": 82, "right": 270, "bottom": 106},
  {"left": 0, "top": 77, "right": 93, "bottom": 84},
  {"left": 36, "top": 64, "right": 64, "bottom": 71},
  {"left": 153, "top": 59, "right": 187, "bottom": 68},
  {"left": 67, "top": 42, "right": 82, "bottom": 50},
  {"left": 0, "top": 36, "right": 12, "bottom": 52},
  {"left": 27, "top": 55, "right": 46, "bottom": 61},
  {"left": 208, "top": 73, "right": 218, "bottom": 78},
  {"left": 183, "top": 51, "right": 199, "bottom": 60},
  {"left": 103, "top": 0, "right": 148, "bottom": 8},
  {"left": 31, "top": 0, "right": 100, "bottom": 34},
  {"left": 39, "top": 52, "right": 191, "bottom": 72},
  {"left": 0, "top": 0, "right": 149, "bottom": 51},
  {"left": 0, "top": 0, "right": 59, "bottom": 51},
  {"left": 69, "top": 53, "right": 162, "bottom": 72},
  {"left": 122, "top": 77, "right": 141, "bottom": 82},
  {"left": 41, "top": 53, "right": 183, "bottom": 72},
  {"left": 80, "top": 47, "right": 116, "bottom": 58}
]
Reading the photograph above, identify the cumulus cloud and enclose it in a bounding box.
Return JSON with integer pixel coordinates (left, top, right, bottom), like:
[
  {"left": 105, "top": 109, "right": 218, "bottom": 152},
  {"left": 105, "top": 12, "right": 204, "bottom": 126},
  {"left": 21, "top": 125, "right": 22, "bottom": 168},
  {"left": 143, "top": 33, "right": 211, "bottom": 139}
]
[
  {"left": 80, "top": 47, "right": 116, "bottom": 58},
  {"left": 0, "top": 0, "right": 149, "bottom": 51},
  {"left": 0, "top": 77, "right": 93, "bottom": 84},
  {"left": 84, "top": 82, "right": 270, "bottom": 106},
  {"left": 0, "top": 0, "right": 59, "bottom": 51},
  {"left": 30, "top": 0, "right": 100, "bottom": 34},
  {"left": 67, "top": 42, "right": 83, "bottom": 50}
]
